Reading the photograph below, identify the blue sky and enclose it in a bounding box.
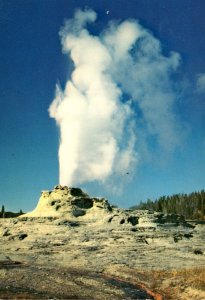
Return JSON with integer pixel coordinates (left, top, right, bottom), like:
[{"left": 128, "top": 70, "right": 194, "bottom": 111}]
[{"left": 0, "top": 0, "right": 204, "bottom": 211}]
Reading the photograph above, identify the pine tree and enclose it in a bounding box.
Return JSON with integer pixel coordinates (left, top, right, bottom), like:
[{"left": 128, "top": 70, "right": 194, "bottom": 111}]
[{"left": 1, "top": 205, "right": 5, "bottom": 218}]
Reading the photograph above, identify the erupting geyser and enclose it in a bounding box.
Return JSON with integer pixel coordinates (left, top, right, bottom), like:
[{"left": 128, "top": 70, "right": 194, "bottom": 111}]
[{"left": 49, "top": 9, "right": 181, "bottom": 190}]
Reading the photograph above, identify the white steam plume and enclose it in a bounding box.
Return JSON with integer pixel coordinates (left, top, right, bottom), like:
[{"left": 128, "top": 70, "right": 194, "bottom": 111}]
[{"left": 49, "top": 9, "right": 182, "bottom": 188}]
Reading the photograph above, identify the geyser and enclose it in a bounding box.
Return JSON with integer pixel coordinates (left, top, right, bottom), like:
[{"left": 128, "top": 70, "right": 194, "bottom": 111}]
[{"left": 49, "top": 9, "right": 181, "bottom": 189}]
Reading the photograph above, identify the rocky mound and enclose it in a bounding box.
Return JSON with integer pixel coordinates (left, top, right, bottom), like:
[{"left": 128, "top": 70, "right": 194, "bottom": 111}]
[
  {"left": 23, "top": 185, "right": 112, "bottom": 221},
  {"left": 22, "top": 185, "right": 192, "bottom": 229}
]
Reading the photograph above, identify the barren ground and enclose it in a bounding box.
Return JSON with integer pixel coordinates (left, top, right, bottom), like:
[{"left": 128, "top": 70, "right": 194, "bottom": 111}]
[{"left": 0, "top": 216, "right": 205, "bottom": 299}]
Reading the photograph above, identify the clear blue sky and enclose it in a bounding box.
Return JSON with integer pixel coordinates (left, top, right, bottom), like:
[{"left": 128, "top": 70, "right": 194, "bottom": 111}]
[{"left": 0, "top": 0, "right": 204, "bottom": 211}]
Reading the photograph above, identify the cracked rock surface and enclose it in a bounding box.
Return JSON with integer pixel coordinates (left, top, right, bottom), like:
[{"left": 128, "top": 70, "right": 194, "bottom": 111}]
[{"left": 1, "top": 186, "right": 205, "bottom": 299}]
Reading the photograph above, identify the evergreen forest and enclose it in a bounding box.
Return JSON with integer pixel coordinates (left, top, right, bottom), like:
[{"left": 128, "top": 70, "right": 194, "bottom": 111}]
[
  {"left": 131, "top": 190, "right": 205, "bottom": 220},
  {"left": 0, "top": 205, "right": 24, "bottom": 218}
]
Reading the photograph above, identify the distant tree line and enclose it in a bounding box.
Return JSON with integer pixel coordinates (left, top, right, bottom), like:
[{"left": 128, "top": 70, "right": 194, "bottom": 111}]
[
  {"left": 131, "top": 190, "right": 205, "bottom": 220},
  {"left": 0, "top": 205, "right": 24, "bottom": 218}
]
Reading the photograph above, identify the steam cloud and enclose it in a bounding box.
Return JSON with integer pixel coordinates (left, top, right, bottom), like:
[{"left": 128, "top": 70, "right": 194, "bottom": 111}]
[
  {"left": 196, "top": 73, "right": 205, "bottom": 93},
  {"left": 49, "top": 9, "right": 181, "bottom": 188}
]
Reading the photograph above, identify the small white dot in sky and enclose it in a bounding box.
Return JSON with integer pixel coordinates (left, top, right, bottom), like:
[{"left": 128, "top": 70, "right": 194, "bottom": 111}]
[{"left": 106, "top": 10, "right": 110, "bottom": 15}]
